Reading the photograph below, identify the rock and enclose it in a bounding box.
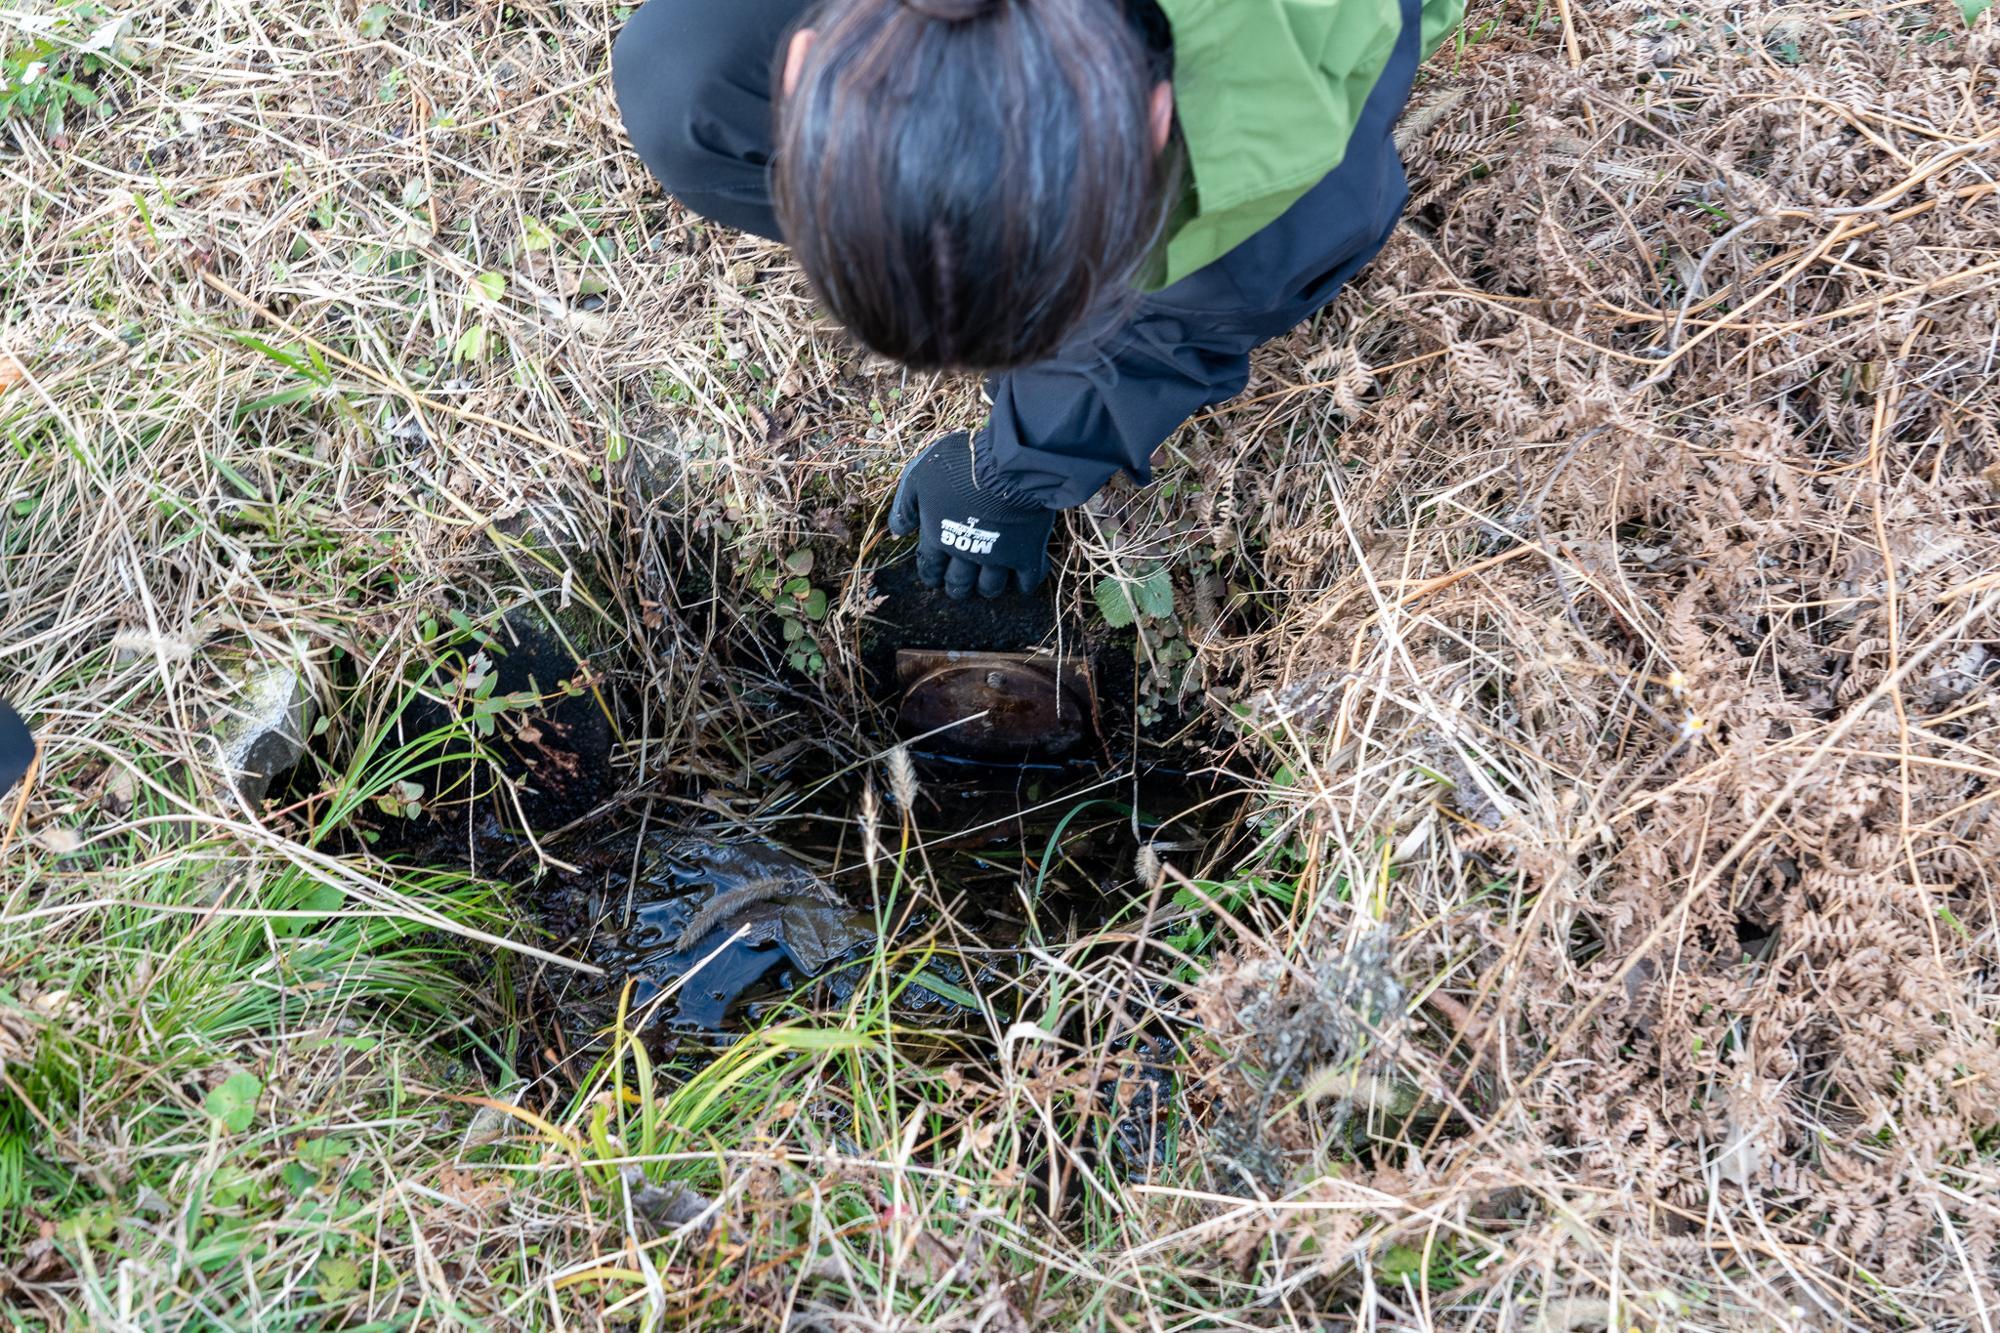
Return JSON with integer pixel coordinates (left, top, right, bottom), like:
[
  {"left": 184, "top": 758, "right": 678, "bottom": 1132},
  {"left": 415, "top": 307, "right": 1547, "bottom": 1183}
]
[{"left": 211, "top": 665, "right": 314, "bottom": 808}]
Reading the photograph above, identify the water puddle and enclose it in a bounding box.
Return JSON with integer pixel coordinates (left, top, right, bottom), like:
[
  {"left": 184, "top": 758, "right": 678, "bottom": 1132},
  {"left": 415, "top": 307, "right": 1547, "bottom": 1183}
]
[
  {"left": 528, "top": 755, "right": 1237, "bottom": 1045},
  {"left": 319, "top": 566, "right": 1237, "bottom": 1066}
]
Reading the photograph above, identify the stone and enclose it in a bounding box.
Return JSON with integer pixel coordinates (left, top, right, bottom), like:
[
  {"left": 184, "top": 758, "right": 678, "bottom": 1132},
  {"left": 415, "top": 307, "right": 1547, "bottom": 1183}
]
[{"left": 211, "top": 665, "right": 314, "bottom": 808}]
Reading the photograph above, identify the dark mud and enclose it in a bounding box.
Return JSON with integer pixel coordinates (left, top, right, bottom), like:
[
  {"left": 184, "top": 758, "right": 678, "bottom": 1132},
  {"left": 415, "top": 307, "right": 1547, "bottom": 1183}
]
[
  {"left": 313, "top": 563, "right": 1234, "bottom": 1125},
  {"left": 322, "top": 608, "right": 613, "bottom": 853},
  {"left": 284, "top": 564, "right": 1235, "bottom": 1189},
  {"left": 863, "top": 559, "right": 1076, "bottom": 666},
  {"left": 407, "top": 609, "right": 612, "bottom": 826},
  {"left": 525, "top": 757, "right": 1239, "bottom": 1047}
]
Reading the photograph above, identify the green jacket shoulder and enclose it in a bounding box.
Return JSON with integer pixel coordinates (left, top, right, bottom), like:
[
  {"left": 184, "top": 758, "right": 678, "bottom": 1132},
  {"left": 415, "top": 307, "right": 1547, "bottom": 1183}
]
[{"left": 1152, "top": 0, "right": 1466, "bottom": 288}]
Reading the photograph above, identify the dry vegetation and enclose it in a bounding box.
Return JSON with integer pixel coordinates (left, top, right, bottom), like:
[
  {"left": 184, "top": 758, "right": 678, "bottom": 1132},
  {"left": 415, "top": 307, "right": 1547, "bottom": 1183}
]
[{"left": 4, "top": 0, "right": 2000, "bottom": 1327}]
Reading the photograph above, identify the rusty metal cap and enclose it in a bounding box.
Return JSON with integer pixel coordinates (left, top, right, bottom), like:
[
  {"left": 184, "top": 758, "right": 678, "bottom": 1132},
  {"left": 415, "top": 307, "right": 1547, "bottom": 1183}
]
[{"left": 894, "top": 650, "right": 1095, "bottom": 761}]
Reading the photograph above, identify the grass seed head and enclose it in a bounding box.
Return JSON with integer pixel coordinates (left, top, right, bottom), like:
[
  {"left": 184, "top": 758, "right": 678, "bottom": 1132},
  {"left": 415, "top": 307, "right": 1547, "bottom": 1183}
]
[{"left": 884, "top": 745, "right": 918, "bottom": 810}]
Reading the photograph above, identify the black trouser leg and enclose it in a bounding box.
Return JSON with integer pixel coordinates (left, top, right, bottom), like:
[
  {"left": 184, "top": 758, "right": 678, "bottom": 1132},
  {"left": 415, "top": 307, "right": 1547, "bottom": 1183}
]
[{"left": 611, "top": 0, "right": 807, "bottom": 241}]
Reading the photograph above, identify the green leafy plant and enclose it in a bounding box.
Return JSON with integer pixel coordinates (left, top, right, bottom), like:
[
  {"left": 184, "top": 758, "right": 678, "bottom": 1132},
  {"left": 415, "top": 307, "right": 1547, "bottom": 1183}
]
[
  {"left": 1094, "top": 561, "right": 1197, "bottom": 722},
  {"left": 0, "top": 4, "right": 135, "bottom": 135},
  {"left": 205, "top": 1071, "right": 263, "bottom": 1134},
  {"left": 1092, "top": 563, "right": 1174, "bottom": 629},
  {"left": 1164, "top": 871, "right": 1298, "bottom": 968},
  {"left": 223, "top": 332, "right": 341, "bottom": 422},
  {"left": 745, "top": 548, "right": 832, "bottom": 674}
]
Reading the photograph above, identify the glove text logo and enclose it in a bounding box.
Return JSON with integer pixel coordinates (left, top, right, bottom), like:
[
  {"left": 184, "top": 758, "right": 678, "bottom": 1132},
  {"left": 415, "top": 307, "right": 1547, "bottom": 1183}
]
[{"left": 939, "top": 516, "right": 1000, "bottom": 556}]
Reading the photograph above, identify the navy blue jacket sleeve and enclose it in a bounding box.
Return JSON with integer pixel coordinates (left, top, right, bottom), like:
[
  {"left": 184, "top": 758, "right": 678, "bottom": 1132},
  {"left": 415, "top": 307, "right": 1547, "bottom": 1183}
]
[
  {"left": 978, "top": 310, "right": 1259, "bottom": 509},
  {"left": 976, "top": 0, "right": 1425, "bottom": 509}
]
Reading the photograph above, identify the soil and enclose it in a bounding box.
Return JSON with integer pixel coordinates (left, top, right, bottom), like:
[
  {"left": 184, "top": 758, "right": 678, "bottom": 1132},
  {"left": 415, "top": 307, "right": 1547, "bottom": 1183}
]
[
  {"left": 315, "top": 576, "right": 1241, "bottom": 1059},
  {"left": 864, "top": 558, "right": 1075, "bottom": 666},
  {"left": 524, "top": 757, "right": 1242, "bottom": 1046}
]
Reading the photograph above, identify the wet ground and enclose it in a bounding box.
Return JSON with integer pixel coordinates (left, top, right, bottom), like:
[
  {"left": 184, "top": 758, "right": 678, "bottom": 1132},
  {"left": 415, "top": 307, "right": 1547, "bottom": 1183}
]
[
  {"left": 502, "top": 744, "right": 1235, "bottom": 1185},
  {"left": 316, "top": 558, "right": 1239, "bottom": 1145},
  {"left": 527, "top": 753, "right": 1238, "bottom": 1045},
  {"left": 268, "top": 563, "right": 1244, "bottom": 1187}
]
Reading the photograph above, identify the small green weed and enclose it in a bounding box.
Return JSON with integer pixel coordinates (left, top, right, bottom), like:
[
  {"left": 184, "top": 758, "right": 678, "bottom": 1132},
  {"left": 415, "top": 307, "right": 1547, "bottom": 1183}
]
[
  {"left": 744, "top": 547, "right": 833, "bottom": 674},
  {"left": 0, "top": 3, "right": 136, "bottom": 135}
]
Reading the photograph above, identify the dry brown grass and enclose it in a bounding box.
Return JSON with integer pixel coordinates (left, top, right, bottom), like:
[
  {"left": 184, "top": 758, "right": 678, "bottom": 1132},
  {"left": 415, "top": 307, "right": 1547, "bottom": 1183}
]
[
  {"left": 1163, "top": 2, "right": 2000, "bottom": 1324},
  {"left": 4, "top": 0, "right": 2000, "bottom": 1327}
]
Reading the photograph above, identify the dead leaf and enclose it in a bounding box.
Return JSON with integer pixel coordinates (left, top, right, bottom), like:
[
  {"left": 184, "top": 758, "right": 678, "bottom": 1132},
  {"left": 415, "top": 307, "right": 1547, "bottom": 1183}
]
[{"left": 33, "top": 826, "right": 81, "bottom": 855}]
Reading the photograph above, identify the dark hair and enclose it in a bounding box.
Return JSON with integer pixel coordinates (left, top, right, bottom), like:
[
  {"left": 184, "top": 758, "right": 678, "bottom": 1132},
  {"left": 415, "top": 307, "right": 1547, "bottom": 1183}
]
[{"left": 774, "top": 0, "right": 1172, "bottom": 373}]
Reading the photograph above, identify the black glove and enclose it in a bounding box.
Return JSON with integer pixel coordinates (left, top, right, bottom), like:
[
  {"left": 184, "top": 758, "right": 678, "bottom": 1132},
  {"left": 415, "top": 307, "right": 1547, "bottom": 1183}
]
[{"left": 888, "top": 433, "right": 1054, "bottom": 599}]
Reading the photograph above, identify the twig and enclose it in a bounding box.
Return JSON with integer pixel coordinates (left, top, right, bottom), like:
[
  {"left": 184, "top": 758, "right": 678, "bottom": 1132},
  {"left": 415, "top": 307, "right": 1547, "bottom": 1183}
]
[
  {"left": 0, "top": 738, "right": 40, "bottom": 860},
  {"left": 1553, "top": 0, "right": 1581, "bottom": 68}
]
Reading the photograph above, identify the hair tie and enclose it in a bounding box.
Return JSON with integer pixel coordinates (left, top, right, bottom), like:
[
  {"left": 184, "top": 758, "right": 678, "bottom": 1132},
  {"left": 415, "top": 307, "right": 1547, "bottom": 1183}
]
[{"left": 898, "top": 0, "right": 1006, "bottom": 21}]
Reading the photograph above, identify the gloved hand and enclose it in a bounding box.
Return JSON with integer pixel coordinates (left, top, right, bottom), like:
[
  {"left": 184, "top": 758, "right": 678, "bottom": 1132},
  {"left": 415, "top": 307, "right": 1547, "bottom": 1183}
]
[{"left": 888, "top": 433, "right": 1054, "bottom": 599}]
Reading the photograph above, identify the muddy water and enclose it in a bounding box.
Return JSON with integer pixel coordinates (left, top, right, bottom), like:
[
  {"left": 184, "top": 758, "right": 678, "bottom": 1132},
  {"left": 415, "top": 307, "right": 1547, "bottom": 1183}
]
[
  {"left": 529, "top": 756, "right": 1236, "bottom": 1044},
  {"left": 353, "top": 570, "right": 1233, "bottom": 1055}
]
